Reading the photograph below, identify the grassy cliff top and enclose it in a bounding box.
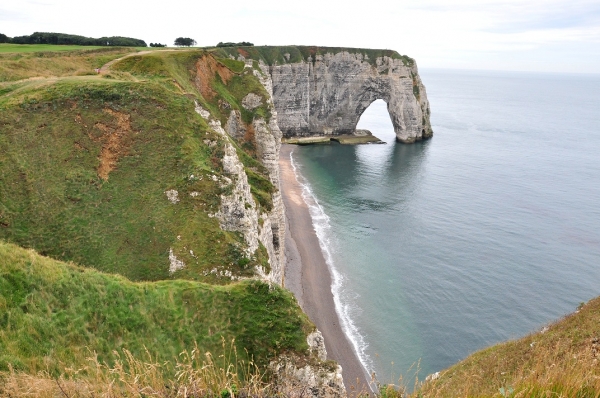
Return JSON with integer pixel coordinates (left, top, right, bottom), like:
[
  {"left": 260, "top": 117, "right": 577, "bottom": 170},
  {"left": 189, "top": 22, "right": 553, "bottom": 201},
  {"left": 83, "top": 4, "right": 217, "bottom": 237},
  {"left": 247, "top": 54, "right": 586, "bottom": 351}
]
[
  {"left": 0, "top": 240, "right": 312, "bottom": 374},
  {"left": 211, "top": 45, "right": 415, "bottom": 66},
  {"left": 0, "top": 46, "right": 138, "bottom": 82},
  {"left": 404, "top": 297, "right": 600, "bottom": 397}
]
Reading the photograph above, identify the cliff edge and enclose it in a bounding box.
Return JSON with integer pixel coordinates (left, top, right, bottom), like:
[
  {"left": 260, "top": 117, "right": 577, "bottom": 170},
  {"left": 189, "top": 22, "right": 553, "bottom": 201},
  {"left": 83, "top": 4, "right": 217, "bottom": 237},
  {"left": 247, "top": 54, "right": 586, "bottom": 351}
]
[{"left": 215, "top": 46, "right": 433, "bottom": 143}]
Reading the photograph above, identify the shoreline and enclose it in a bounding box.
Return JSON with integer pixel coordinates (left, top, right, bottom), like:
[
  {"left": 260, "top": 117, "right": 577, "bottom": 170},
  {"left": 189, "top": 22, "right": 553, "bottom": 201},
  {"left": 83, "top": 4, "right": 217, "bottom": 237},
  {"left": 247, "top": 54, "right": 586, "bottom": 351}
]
[{"left": 279, "top": 144, "right": 371, "bottom": 393}]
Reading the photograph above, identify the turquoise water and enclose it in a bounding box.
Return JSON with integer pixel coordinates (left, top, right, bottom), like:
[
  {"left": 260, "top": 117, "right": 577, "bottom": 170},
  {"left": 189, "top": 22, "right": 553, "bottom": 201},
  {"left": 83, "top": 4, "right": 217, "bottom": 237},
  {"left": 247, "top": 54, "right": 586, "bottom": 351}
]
[{"left": 289, "top": 69, "right": 600, "bottom": 384}]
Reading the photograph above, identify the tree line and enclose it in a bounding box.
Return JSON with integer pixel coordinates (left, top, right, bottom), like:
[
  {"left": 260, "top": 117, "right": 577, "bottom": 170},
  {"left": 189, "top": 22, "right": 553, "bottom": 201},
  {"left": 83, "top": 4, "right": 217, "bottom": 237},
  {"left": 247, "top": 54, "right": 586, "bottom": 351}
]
[{"left": 0, "top": 32, "right": 146, "bottom": 47}]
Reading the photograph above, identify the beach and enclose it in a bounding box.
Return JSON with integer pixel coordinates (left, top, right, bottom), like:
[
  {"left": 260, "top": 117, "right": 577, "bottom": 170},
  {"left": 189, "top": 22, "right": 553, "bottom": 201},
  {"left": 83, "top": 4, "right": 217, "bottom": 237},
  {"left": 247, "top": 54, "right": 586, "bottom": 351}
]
[{"left": 279, "top": 144, "right": 371, "bottom": 393}]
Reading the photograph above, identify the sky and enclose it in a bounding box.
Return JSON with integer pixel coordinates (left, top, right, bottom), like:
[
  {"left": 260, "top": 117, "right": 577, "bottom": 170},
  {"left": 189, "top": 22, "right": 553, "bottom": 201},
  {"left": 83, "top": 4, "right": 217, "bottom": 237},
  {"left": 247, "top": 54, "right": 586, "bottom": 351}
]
[{"left": 2, "top": 0, "right": 599, "bottom": 73}]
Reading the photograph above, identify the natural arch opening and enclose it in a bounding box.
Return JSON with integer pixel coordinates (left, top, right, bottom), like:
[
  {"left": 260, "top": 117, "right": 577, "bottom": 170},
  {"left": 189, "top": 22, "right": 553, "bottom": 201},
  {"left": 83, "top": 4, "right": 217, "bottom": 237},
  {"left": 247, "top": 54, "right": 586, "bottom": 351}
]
[
  {"left": 356, "top": 99, "right": 397, "bottom": 144},
  {"left": 354, "top": 99, "right": 397, "bottom": 172}
]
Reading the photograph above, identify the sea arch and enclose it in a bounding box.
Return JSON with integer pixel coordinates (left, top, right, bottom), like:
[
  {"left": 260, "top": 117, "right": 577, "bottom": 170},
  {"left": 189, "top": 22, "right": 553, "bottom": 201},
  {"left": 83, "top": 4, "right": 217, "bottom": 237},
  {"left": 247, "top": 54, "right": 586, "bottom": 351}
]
[{"left": 267, "top": 51, "right": 433, "bottom": 143}]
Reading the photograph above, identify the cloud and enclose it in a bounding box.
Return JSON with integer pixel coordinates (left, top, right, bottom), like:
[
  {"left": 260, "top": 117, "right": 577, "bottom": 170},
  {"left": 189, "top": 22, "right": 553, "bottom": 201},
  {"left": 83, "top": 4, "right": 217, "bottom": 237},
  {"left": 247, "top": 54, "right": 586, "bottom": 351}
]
[{"left": 1, "top": 0, "right": 598, "bottom": 72}]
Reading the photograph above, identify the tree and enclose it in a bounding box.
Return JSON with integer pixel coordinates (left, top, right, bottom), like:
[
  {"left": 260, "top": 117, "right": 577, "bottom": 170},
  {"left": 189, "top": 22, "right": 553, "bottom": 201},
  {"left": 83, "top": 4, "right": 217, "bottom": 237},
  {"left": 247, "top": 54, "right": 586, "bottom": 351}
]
[
  {"left": 0, "top": 33, "right": 11, "bottom": 43},
  {"left": 174, "top": 37, "right": 196, "bottom": 47}
]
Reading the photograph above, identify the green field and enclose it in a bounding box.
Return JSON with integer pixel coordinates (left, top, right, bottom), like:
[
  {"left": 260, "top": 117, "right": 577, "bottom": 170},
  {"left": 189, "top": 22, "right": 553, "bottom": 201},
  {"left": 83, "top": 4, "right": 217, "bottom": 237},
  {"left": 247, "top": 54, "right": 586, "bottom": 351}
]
[
  {"left": 0, "top": 43, "right": 107, "bottom": 53},
  {"left": 0, "top": 47, "right": 136, "bottom": 81}
]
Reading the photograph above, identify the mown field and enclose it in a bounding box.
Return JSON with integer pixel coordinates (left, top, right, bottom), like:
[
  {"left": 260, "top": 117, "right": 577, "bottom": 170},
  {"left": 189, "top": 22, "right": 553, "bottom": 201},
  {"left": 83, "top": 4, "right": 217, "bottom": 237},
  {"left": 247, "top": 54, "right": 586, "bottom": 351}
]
[
  {"left": 0, "top": 46, "right": 136, "bottom": 81},
  {"left": 0, "top": 44, "right": 107, "bottom": 53}
]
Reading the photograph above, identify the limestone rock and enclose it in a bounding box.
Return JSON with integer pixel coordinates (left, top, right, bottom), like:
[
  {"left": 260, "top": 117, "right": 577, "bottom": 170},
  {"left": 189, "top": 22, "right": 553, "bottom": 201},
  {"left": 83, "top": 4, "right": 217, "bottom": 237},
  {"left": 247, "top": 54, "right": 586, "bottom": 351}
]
[
  {"left": 270, "top": 330, "right": 346, "bottom": 398},
  {"left": 195, "top": 100, "right": 284, "bottom": 284},
  {"left": 307, "top": 331, "right": 328, "bottom": 361},
  {"left": 268, "top": 52, "right": 432, "bottom": 143},
  {"left": 225, "top": 110, "right": 244, "bottom": 141},
  {"left": 242, "top": 92, "right": 263, "bottom": 110}
]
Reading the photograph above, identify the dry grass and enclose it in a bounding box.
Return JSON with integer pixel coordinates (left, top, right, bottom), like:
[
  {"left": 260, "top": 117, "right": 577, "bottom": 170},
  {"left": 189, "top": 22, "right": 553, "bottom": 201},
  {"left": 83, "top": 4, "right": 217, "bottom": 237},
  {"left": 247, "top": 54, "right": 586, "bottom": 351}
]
[
  {"left": 0, "top": 47, "right": 136, "bottom": 82},
  {"left": 0, "top": 340, "right": 271, "bottom": 398},
  {"left": 413, "top": 298, "right": 600, "bottom": 397}
]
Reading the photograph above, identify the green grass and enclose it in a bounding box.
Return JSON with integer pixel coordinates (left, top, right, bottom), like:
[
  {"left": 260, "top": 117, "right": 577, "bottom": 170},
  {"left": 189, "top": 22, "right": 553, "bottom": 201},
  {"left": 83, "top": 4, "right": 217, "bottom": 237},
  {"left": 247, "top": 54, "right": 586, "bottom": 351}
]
[
  {"left": 112, "top": 50, "right": 276, "bottom": 211},
  {"left": 0, "top": 47, "right": 136, "bottom": 82},
  {"left": 211, "top": 45, "right": 415, "bottom": 67},
  {"left": 0, "top": 241, "right": 312, "bottom": 374},
  {"left": 0, "top": 76, "right": 267, "bottom": 282},
  {"left": 0, "top": 44, "right": 106, "bottom": 53},
  {"left": 216, "top": 57, "right": 246, "bottom": 73}
]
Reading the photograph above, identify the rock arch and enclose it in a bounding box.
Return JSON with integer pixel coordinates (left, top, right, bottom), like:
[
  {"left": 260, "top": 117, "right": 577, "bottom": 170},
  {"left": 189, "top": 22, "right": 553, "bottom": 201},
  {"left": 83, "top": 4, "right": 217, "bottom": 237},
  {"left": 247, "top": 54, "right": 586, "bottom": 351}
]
[{"left": 267, "top": 51, "right": 433, "bottom": 143}]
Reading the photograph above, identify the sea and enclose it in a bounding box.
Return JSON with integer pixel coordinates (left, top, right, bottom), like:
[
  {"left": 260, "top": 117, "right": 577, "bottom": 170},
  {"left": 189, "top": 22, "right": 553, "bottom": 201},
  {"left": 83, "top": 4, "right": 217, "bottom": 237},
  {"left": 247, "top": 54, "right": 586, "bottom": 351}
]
[{"left": 288, "top": 69, "right": 600, "bottom": 385}]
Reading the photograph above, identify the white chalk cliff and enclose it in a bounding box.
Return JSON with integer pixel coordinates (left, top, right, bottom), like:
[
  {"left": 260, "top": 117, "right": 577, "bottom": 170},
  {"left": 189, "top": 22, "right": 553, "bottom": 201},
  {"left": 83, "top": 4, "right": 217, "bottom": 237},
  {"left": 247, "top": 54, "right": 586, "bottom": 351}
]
[{"left": 267, "top": 51, "right": 432, "bottom": 143}]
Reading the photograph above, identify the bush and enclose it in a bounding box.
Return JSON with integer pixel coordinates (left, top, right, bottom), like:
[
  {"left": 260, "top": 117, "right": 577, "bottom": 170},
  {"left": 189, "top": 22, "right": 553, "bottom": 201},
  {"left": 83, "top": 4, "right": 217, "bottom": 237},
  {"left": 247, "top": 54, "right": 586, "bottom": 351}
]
[{"left": 150, "top": 43, "right": 166, "bottom": 47}]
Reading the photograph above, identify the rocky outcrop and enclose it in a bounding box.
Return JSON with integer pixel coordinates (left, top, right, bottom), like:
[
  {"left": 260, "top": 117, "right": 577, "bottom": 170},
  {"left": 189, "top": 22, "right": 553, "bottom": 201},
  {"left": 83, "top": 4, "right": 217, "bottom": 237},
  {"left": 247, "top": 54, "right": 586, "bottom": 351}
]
[
  {"left": 267, "top": 51, "right": 432, "bottom": 143},
  {"left": 195, "top": 56, "right": 286, "bottom": 285},
  {"left": 195, "top": 101, "right": 282, "bottom": 284},
  {"left": 270, "top": 331, "right": 346, "bottom": 398}
]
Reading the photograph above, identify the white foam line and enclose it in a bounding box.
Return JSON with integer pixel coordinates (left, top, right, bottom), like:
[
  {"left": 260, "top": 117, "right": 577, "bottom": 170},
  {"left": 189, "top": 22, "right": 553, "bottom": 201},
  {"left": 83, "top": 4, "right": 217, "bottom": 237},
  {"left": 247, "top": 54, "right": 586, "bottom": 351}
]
[{"left": 289, "top": 149, "right": 375, "bottom": 384}]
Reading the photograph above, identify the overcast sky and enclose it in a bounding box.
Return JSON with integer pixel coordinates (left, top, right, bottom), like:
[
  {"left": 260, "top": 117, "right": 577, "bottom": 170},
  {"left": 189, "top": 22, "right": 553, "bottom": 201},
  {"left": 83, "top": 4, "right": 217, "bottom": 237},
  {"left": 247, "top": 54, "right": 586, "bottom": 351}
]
[{"left": 2, "top": 0, "right": 599, "bottom": 73}]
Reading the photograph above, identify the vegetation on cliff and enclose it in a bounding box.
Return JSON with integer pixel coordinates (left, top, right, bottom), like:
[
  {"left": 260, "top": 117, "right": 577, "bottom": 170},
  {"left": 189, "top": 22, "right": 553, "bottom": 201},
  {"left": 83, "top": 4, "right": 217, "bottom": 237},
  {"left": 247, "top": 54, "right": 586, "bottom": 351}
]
[
  {"left": 0, "top": 44, "right": 312, "bottom": 391},
  {"left": 0, "top": 48, "right": 274, "bottom": 283},
  {"left": 212, "top": 45, "right": 415, "bottom": 67},
  {"left": 0, "top": 241, "right": 310, "bottom": 394}
]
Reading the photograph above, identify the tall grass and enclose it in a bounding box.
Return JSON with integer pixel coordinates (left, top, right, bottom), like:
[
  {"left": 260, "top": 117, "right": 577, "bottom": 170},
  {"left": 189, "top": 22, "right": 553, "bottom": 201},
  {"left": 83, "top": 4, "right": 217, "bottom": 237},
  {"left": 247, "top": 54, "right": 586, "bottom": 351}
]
[
  {"left": 412, "top": 298, "right": 600, "bottom": 397},
  {"left": 1, "top": 340, "right": 271, "bottom": 397},
  {"left": 0, "top": 241, "right": 311, "bottom": 376}
]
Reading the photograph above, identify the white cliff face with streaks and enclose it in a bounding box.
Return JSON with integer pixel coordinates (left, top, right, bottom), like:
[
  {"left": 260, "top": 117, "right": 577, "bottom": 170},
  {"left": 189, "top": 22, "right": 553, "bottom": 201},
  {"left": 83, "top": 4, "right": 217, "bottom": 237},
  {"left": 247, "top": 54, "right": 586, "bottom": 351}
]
[
  {"left": 195, "top": 102, "right": 282, "bottom": 284},
  {"left": 195, "top": 57, "right": 287, "bottom": 285},
  {"left": 267, "top": 52, "right": 432, "bottom": 143}
]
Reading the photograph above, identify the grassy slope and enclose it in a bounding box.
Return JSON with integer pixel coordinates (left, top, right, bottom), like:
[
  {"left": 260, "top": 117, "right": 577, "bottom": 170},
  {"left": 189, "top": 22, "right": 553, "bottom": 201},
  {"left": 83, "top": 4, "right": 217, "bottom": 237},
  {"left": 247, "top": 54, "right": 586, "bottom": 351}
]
[
  {"left": 0, "top": 47, "right": 137, "bottom": 82},
  {"left": 411, "top": 298, "right": 600, "bottom": 397},
  {"left": 0, "top": 241, "right": 311, "bottom": 375},
  {"left": 0, "top": 46, "right": 318, "bottom": 392},
  {"left": 0, "top": 49, "right": 273, "bottom": 283},
  {"left": 111, "top": 50, "right": 277, "bottom": 209}
]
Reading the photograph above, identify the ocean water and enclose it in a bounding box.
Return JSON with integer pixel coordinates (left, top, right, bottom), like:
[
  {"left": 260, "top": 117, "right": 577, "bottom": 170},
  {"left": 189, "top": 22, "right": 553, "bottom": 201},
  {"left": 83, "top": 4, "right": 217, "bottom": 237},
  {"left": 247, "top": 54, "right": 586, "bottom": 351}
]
[{"left": 289, "top": 69, "right": 600, "bottom": 384}]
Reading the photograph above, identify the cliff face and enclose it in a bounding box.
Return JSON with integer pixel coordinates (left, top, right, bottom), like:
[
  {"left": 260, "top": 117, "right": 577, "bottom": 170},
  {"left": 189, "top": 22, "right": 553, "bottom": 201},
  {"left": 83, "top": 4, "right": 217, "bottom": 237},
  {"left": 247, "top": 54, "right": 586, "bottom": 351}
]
[
  {"left": 207, "top": 47, "right": 432, "bottom": 284},
  {"left": 195, "top": 102, "right": 284, "bottom": 285},
  {"left": 209, "top": 48, "right": 431, "bottom": 283},
  {"left": 266, "top": 51, "right": 432, "bottom": 143}
]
